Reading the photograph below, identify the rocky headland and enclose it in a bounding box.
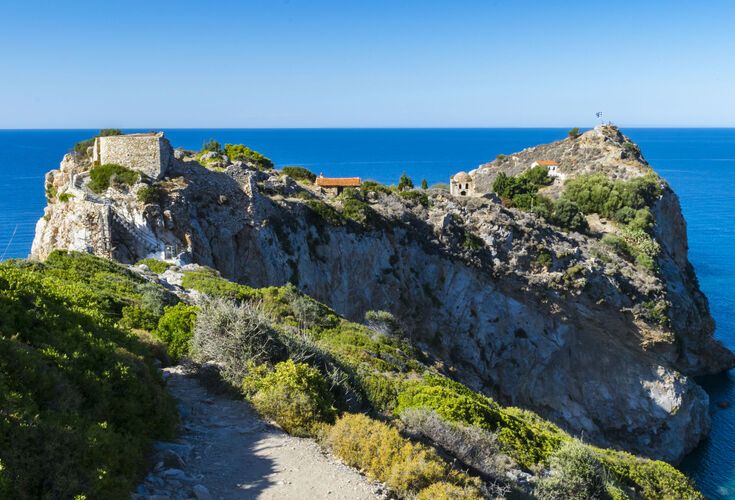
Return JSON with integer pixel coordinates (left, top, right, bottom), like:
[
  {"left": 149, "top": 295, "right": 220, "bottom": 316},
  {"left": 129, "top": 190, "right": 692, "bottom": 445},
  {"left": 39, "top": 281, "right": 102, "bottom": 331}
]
[{"left": 32, "top": 126, "right": 734, "bottom": 464}]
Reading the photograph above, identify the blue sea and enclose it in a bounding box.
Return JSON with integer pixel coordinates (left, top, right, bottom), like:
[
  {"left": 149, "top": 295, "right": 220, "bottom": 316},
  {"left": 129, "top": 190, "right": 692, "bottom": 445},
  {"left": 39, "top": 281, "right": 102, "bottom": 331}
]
[{"left": 1, "top": 128, "right": 733, "bottom": 498}]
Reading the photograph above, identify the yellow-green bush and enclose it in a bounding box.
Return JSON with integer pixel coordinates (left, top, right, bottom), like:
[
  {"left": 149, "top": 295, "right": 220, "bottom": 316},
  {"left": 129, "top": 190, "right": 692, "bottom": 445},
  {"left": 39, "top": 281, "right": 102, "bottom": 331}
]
[
  {"left": 325, "top": 413, "right": 480, "bottom": 498},
  {"left": 243, "top": 360, "right": 336, "bottom": 436},
  {"left": 416, "top": 481, "right": 483, "bottom": 500}
]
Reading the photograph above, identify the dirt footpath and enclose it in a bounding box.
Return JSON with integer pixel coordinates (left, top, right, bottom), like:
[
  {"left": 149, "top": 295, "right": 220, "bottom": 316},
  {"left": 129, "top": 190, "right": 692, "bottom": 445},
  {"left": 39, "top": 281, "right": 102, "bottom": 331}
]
[{"left": 132, "top": 366, "right": 382, "bottom": 500}]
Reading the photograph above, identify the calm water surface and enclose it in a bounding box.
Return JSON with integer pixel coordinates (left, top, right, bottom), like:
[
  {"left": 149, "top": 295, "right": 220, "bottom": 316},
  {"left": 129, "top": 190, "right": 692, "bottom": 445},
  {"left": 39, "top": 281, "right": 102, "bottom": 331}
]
[{"left": 1, "top": 128, "right": 733, "bottom": 498}]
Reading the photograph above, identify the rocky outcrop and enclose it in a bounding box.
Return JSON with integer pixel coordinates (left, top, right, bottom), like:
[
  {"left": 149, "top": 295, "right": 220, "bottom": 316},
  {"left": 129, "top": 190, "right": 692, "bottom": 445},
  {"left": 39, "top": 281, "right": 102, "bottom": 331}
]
[{"left": 31, "top": 127, "right": 734, "bottom": 463}]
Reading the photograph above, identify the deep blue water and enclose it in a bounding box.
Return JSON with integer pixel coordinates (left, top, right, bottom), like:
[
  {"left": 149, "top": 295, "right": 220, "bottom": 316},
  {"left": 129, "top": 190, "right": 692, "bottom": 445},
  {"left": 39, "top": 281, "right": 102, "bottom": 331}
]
[{"left": 1, "top": 128, "right": 733, "bottom": 497}]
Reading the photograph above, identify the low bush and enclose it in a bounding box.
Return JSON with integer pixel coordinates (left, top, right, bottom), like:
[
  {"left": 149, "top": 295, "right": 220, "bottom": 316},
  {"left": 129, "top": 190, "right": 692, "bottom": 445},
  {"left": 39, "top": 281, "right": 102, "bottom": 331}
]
[
  {"left": 339, "top": 189, "right": 374, "bottom": 224},
  {"left": 119, "top": 304, "right": 159, "bottom": 331},
  {"left": 568, "top": 127, "right": 581, "bottom": 139},
  {"left": 137, "top": 184, "right": 161, "bottom": 204},
  {"left": 243, "top": 360, "right": 336, "bottom": 436},
  {"left": 224, "top": 143, "right": 274, "bottom": 170},
  {"left": 282, "top": 166, "right": 316, "bottom": 183},
  {"left": 136, "top": 258, "right": 172, "bottom": 274},
  {"left": 192, "top": 298, "right": 285, "bottom": 386},
  {"left": 154, "top": 303, "right": 198, "bottom": 361},
  {"left": 364, "top": 310, "right": 401, "bottom": 337},
  {"left": 306, "top": 200, "right": 344, "bottom": 226},
  {"left": 398, "top": 190, "right": 429, "bottom": 207},
  {"left": 420, "top": 179, "right": 428, "bottom": 190},
  {"left": 88, "top": 163, "right": 139, "bottom": 193},
  {"left": 58, "top": 192, "right": 75, "bottom": 203},
  {"left": 463, "top": 232, "right": 484, "bottom": 250},
  {"left": 535, "top": 441, "right": 612, "bottom": 500},
  {"left": 360, "top": 180, "right": 393, "bottom": 196},
  {"left": 201, "top": 139, "right": 222, "bottom": 154},
  {"left": 325, "top": 413, "right": 480, "bottom": 498},
  {"left": 417, "top": 482, "right": 483, "bottom": 500},
  {"left": 400, "top": 408, "right": 515, "bottom": 480},
  {"left": 0, "top": 252, "right": 177, "bottom": 498}
]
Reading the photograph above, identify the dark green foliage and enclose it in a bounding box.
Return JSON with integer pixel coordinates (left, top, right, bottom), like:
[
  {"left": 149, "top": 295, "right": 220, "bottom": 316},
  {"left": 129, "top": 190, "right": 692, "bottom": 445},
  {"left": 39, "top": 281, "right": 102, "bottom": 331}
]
[
  {"left": 550, "top": 199, "right": 589, "bottom": 232},
  {"left": 561, "top": 174, "right": 661, "bottom": 224},
  {"left": 201, "top": 139, "right": 222, "bottom": 154},
  {"left": 224, "top": 143, "right": 274, "bottom": 170},
  {"left": 282, "top": 166, "right": 317, "bottom": 183},
  {"left": 361, "top": 180, "right": 393, "bottom": 195},
  {"left": 306, "top": 200, "right": 345, "bottom": 226},
  {"left": 536, "top": 247, "right": 552, "bottom": 269},
  {"left": 0, "top": 251, "right": 177, "bottom": 498},
  {"left": 154, "top": 303, "right": 198, "bottom": 361},
  {"left": 568, "top": 127, "right": 581, "bottom": 139},
  {"left": 398, "top": 173, "right": 414, "bottom": 191},
  {"left": 492, "top": 166, "right": 552, "bottom": 208},
  {"left": 137, "top": 184, "right": 161, "bottom": 204},
  {"left": 420, "top": 179, "right": 428, "bottom": 190},
  {"left": 88, "top": 163, "right": 139, "bottom": 193},
  {"left": 339, "top": 188, "right": 375, "bottom": 224},
  {"left": 463, "top": 232, "right": 484, "bottom": 250},
  {"left": 398, "top": 190, "right": 429, "bottom": 208}
]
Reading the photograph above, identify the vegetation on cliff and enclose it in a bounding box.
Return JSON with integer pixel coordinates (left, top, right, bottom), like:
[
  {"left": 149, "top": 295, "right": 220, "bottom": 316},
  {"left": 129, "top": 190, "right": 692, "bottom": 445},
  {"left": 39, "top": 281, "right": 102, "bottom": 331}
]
[
  {"left": 179, "top": 265, "right": 703, "bottom": 499},
  {"left": 0, "top": 251, "right": 177, "bottom": 498}
]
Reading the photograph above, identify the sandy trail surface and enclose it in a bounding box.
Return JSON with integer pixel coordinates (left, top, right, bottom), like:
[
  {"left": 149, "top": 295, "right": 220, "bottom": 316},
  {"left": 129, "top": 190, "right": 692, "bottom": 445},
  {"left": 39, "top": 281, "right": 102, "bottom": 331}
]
[{"left": 132, "top": 366, "right": 382, "bottom": 500}]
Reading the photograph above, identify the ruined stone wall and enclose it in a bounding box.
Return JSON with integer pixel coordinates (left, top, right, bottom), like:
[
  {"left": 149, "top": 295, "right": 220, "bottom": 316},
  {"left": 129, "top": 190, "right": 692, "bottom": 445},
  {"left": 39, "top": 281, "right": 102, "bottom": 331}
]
[{"left": 93, "top": 133, "right": 171, "bottom": 179}]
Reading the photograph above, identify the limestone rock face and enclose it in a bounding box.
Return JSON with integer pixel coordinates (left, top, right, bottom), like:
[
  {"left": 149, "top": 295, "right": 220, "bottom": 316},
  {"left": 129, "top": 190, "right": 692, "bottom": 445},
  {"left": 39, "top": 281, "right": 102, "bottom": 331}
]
[{"left": 31, "top": 128, "right": 734, "bottom": 463}]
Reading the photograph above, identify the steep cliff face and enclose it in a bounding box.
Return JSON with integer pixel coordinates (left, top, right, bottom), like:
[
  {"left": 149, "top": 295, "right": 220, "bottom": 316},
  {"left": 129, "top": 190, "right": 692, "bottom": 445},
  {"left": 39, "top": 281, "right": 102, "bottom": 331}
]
[{"left": 31, "top": 127, "right": 734, "bottom": 462}]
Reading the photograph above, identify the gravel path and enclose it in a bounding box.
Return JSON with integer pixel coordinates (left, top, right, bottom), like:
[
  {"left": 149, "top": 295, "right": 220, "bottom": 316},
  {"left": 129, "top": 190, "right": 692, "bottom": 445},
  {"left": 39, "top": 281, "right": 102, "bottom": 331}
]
[{"left": 132, "top": 366, "right": 382, "bottom": 500}]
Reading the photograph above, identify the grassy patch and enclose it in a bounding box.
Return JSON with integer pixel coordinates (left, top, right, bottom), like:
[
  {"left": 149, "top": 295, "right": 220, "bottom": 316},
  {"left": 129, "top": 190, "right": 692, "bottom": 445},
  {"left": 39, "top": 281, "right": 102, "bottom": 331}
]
[{"left": 88, "top": 163, "right": 139, "bottom": 193}]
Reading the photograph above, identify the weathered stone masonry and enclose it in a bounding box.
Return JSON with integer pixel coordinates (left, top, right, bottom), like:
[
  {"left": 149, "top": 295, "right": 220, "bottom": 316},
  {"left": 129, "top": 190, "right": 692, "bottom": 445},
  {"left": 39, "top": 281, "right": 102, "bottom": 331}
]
[{"left": 92, "top": 132, "right": 172, "bottom": 179}]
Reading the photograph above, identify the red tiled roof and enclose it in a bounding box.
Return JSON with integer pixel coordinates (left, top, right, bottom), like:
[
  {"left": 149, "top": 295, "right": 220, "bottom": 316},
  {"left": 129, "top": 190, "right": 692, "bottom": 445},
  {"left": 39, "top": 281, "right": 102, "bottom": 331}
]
[
  {"left": 535, "top": 160, "right": 558, "bottom": 166},
  {"left": 316, "top": 177, "right": 361, "bottom": 187}
]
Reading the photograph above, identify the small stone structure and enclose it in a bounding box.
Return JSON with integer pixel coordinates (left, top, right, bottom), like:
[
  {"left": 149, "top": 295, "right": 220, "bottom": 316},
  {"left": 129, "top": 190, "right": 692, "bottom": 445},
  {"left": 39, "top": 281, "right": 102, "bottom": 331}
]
[
  {"left": 92, "top": 132, "right": 172, "bottom": 179},
  {"left": 450, "top": 171, "right": 475, "bottom": 196},
  {"left": 315, "top": 175, "right": 361, "bottom": 195}
]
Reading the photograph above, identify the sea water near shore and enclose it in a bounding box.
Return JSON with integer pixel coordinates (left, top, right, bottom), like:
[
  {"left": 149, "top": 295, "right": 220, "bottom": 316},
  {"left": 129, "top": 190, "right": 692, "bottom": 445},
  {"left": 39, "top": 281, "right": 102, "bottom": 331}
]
[{"left": 1, "top": 128, "right": 733, "bottom": 498}]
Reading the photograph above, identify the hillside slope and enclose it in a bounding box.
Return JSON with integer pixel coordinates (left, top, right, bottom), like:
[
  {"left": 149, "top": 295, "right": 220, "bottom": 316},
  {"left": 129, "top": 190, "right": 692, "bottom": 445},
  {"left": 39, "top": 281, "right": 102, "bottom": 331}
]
[{"left": 31, "top": 127, "right": 734, "bottom": 463}]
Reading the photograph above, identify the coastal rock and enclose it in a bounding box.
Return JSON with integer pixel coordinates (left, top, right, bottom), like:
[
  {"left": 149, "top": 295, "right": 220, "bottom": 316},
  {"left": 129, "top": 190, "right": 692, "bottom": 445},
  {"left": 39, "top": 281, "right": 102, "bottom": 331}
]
[{"left": 31, "top": 127, "right": 734, "bottom": 462}]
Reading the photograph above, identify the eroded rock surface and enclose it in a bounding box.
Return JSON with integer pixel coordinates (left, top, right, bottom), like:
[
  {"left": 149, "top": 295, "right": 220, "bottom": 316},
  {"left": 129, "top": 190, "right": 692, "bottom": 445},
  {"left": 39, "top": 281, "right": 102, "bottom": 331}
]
[{"left": 32, "top": 127, "right": 734, "bottom": 462}]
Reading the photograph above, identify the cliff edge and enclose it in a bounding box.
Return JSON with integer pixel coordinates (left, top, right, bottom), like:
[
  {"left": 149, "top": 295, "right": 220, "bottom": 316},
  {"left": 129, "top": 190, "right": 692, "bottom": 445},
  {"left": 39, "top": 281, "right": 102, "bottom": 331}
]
[{"left": 31, "top": 127, "right": 734, "bottom": 462}]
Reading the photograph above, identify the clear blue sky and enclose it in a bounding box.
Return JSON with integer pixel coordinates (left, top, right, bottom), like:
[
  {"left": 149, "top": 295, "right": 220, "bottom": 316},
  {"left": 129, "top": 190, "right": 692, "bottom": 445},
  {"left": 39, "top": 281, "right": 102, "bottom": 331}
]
[{"left": 2, "top": 0, "right": 734, "bottom": 128}]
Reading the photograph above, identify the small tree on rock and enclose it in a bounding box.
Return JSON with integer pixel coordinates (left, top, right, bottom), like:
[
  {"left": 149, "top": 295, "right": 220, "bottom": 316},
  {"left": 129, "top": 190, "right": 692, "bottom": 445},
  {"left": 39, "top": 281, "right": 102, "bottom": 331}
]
[
  {"left": 568, "top": 127, "right": 581, "bottom": 139},
  {"left": 421, "top": 179, "right": 428, "bottom": 190},
  {"left": 398, "top": 173, "right": 414, "bottom": 191}
]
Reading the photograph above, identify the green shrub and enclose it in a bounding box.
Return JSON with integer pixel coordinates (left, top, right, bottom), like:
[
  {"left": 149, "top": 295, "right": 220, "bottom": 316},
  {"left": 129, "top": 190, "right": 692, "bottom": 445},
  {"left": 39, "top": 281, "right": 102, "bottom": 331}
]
[
  {"left": 492, "top": 165, "right": 552, "bottom": 208},
  {"left": 282, "top": 166, "right": 317, "bottom": 183},
  {"left": 243, "top": 360, "right": 336, "bottom": 436},
  {"left": 201, "top": 139, "right": 222, "bottom": 154},
  {"left": 136, "top": 184, "right": 161, "bottom": 204},
  {"left": 154, "top": 303, "right": 198, "bottom": 361},
  {"left": 325, "top": 413, "right": 479, "bottom": 498},
  {"left": 535, "top": 441, "right": 611, "bottom": 500},
  {"left": 0, "top": 253, "right": 177, "bottom": 498},
  {"left": 568, "top": 127, "right": 581, "bottom": 139},
  {"left": 58, "top": 192, "right": 75, "bottom": 203},
  {"left": 463, "top": 232, "right": 484, "bottom": 250},
  {"left": 536, "top": 248, "right": 553, "bottom": 270},
  {"left": 136, "top": 258, "right": 171, "bottom": 274},
  {"left": 398, "top": 173, "right": 414, "bottom": 191},
  {"left": 561, "top": 174, "right": 661, "bottom": 224},
  {"left": 45, "top": 184, "right": 58, "bottom": 201},
  {"left": 305, "top": 200, "right": 345, "bottom": 226},
  {"left": 361, "top": 180, "right": 393, "bottom": 195},
  {"left": 119, "top": 304, "right": 159, "bottom": 331},
  {"left": 339, "top": 189, "right": 374, "bottom": 224},
  {"left": 88, "top": 164, "right": 139, "bottom": 193},
  {"left": 551, "top": 199, "right": 589, "bottom": 232},
  {"left": 420, "top": 179, "right": 428, "bottom": 190},
  {"left": 398, "top": 190, "right": 429, "bottom": 207},
  {"left": 224, "top": 143, "right": 274, "bottom": 170}
]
